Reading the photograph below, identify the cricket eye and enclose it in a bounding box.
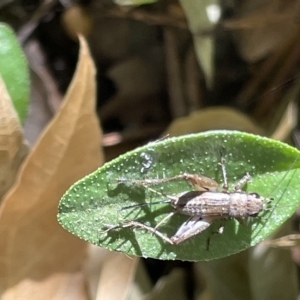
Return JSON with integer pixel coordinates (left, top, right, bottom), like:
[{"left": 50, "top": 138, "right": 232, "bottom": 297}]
[{"left": 250, "top": 192, "right": 260, "bottom": 198}]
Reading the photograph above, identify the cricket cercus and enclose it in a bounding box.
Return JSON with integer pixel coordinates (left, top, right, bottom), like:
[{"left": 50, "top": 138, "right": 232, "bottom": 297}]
[{"left": 104, "top": 156, "right": 273, "bottom": 245}]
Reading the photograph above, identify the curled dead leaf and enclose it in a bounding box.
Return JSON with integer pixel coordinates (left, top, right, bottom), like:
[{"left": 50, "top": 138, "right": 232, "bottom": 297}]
[
  {"left": 0, "top": 36, "right": 102, "bottom": 299},
  {"left": 0, "top": 76, "right": 29, "bottom": 199}
]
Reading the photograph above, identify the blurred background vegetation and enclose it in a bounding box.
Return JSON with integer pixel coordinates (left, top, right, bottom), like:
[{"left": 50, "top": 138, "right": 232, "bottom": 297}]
[{"left": 1, "top": 0, "right": 300, "bottom": 299}]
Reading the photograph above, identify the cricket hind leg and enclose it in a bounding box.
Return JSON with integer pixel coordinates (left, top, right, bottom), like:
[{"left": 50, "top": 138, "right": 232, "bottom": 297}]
[
  {"left": 103, "top": 221, "right": 176, "bottom": 244},
  {"left": 117, "top": 173, "right": 219, "bottom": 192},
  {"left": 103, "top": 216, "right": 213, "bottom": 246}
]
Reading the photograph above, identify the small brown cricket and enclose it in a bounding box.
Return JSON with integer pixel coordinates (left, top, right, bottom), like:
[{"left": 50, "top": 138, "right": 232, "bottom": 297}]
[{"left": 104, "top": 155, "right": 273, "bottom": 245}]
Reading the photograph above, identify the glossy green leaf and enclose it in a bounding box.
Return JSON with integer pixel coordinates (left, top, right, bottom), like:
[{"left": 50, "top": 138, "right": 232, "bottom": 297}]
[
  {"left": 58, "top": 131, "right": 300, "bottom": 261},
  {"left": 0, "top": 23, "right": 29, "bottom": 123}
]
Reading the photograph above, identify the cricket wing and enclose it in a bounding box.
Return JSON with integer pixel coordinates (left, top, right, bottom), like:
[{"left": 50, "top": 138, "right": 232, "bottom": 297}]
[{"left": 170, "top": 216, "right": 213, "bottom": 244}]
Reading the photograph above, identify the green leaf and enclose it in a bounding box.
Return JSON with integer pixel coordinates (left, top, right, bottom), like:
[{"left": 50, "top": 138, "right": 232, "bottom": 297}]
[
  {"left": 0, "top": 23, "right": 29, "bottom": 123},
  {"left": 58, "top": 131, "right": 300, "bottom": 261}
]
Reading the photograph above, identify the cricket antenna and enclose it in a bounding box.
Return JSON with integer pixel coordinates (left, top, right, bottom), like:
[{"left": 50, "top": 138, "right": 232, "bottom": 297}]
[
  {"left": 264, "top": 156, "right": 300, "bottom": 218},
  {"left": 121, "top": 199, "right": 172, "bottom": 211},
  {"left": 120, "top": 184, "right": 177, "bottom": 211},
  {"left": 266, "top": 156, "right": 299, "bottom": 198}
]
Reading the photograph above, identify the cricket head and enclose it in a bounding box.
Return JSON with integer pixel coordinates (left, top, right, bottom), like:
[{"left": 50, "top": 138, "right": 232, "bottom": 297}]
[{"left": 247, "top": 192, "right": 274, "bottom": 217}]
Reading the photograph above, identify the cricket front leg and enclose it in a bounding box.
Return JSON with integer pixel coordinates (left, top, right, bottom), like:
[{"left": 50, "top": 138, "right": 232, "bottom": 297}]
[{"left": 170, "top": 216, "right": 214, "bottom": 245}]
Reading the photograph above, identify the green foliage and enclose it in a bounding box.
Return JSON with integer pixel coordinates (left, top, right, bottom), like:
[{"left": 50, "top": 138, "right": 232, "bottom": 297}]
[
  {"left": 58, "top": 131, "right": 300, "bottom": 261},
  {"left": 0, "top": 23, "right": 29, "bottom": 123}
]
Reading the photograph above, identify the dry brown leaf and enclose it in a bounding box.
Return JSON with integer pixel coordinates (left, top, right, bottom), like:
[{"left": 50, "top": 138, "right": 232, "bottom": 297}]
[
  {"left": 0, "top": 36, "right": 103, "bottom": 299},
  {"left": 268, "top": 83, "right": 299, "bottom": 141},
  {"left": 165, "top": 107, "right": 264, "bottom": 136},
  {"left": 128, "top": 259, "right": 153, "bottom": 300},
  {"left": 248, "top": 222, "right": 298, "bottom": 300},
  {"left": 95, "top": 252, "right": 138, "bottom": 300},
  {"left": 263, "top": 234, "right": 300, "bottom": 248},
  {"left": 87, "top": 252, "right": 151, "bottom": 300},
  {"left": 229, "top": 0, "right": 300, "bottom": 62},
  {"left": 62, "top": 5, "right": 94, "bottom": 40},
  {"left": 0, "top": 76, "right": 29, "bottom": 199},
  {"left": 144, "top": 269, "right": 187, "bottom": 300},
  {"left": 85, "top": 248, "right": 152, "bottom": 300}
]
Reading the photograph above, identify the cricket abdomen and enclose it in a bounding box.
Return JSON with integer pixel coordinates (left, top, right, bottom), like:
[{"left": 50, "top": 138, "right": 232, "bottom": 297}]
[{"left": 172, "top": 191, "right": 265, "bottom": 218}]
